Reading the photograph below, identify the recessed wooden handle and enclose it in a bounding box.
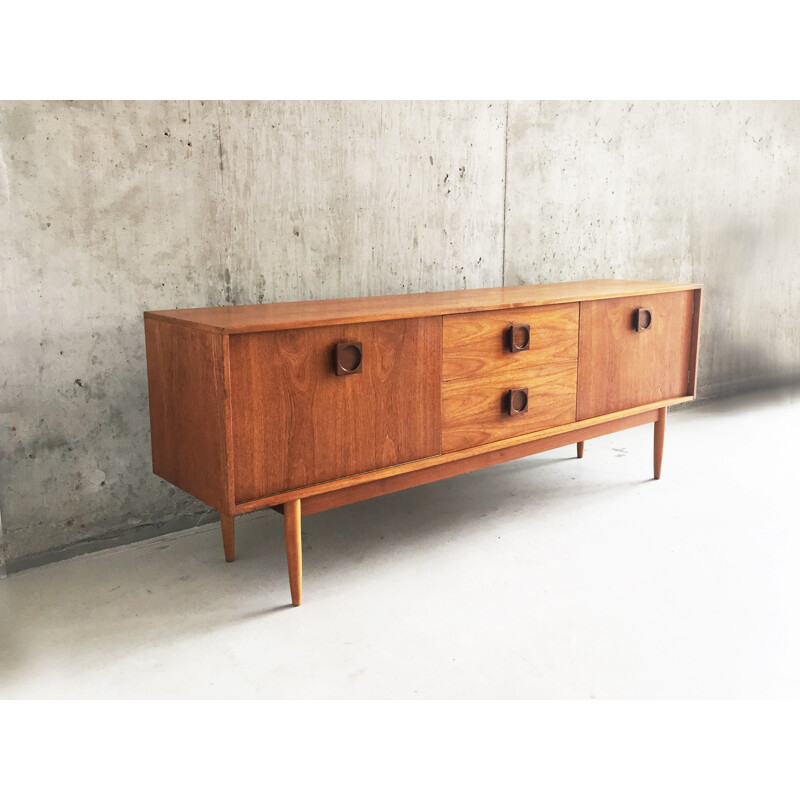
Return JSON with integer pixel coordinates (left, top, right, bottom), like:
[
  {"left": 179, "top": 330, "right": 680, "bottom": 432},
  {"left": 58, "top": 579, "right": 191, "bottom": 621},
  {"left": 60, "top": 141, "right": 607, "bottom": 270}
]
[
  {"left": 507, "top": 387, "right": 529, "bottom": 416},
  {"left": 507, "top": 324, "right": 531, "bottom": 352},
  {"left": 634, "top": 308, "right": 653, "bottom": 332},
  {"left": 335, "top": 341, "right": 363, "bottom": 375}
]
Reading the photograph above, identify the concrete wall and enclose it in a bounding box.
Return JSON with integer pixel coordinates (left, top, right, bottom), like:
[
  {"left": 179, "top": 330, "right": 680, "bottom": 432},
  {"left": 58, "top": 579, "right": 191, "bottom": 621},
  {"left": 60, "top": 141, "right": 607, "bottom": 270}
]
[
  {"left": 1, "top": 100, "right": 798, "bottom": 569},
  {"left": 506, "top": 101, "right": 800, "bottom": 398}
]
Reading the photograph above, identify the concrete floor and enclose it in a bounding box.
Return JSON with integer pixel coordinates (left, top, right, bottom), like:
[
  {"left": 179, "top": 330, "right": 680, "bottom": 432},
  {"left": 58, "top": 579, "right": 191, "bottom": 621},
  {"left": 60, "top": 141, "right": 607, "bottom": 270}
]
[{"left": 1, "top": 388, "right": 798, "bottom": 699}]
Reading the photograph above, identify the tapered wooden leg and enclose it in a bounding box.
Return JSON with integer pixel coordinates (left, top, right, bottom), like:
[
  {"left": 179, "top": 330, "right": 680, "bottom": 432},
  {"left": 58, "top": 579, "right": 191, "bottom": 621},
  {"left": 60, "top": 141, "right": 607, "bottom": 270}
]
[
  {"left": 577, "top": 441, "right": 584, "bottom": 459},
  {"left": 653, "top": 407, "right": 666, "bottom": 480},
  {"left": 284, "top": 498, "right": 302, "bottom": 606},
  {"left": 221, "top": 513, "right": 235, "bottom": 562}
]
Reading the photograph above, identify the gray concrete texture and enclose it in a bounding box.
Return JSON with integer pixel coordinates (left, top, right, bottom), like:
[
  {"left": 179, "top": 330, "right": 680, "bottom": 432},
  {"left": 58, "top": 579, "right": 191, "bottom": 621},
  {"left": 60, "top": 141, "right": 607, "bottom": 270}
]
[{"left": 1, "top": 100, "right": 798, "bottom": 568}]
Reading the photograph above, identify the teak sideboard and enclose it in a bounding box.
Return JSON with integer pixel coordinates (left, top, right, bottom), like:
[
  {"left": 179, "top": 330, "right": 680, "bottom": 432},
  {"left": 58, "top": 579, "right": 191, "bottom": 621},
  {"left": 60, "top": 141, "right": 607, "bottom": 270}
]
[{"left": 144, "top": 279, "right": 702, "bottom": 605}]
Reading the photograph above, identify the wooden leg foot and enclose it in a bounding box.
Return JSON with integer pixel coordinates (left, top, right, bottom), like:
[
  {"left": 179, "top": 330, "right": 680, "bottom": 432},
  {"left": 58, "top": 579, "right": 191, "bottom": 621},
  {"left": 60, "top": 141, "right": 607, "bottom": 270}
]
[
  {"left": 221, "top": 513, "right": 235, "bottom": 562},
  {"left": 284, "top": 498, "right": 302, "bottom": 606},
  {"left": 654, "top": 407, "right": 666, "bottom": 480},
  {"left": 577, "top": 441, "right": 584, "bottom": 459}
]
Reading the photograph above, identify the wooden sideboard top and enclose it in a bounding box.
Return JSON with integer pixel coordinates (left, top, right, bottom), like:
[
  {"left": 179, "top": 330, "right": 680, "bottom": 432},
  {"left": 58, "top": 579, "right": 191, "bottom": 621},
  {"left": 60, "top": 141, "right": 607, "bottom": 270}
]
[{"left": 144, "top": 279, "right": 701, "bottom": 334}]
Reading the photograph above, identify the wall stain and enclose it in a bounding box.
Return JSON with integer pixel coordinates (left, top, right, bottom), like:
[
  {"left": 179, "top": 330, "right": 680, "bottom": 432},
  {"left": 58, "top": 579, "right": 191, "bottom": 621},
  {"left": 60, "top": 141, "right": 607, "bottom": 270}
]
[{"left": 0, "top": 142, "right": 10, "bottom": 204}]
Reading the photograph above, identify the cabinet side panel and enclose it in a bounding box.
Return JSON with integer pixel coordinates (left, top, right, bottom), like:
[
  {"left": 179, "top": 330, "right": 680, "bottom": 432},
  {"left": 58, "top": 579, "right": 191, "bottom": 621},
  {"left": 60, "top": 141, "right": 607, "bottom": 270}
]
[
  {"left": 687, "top": 287, "right": 703, "bottom": 398},
  {"left": 144, "top": 317, "right": 230, "bottom": 511}
]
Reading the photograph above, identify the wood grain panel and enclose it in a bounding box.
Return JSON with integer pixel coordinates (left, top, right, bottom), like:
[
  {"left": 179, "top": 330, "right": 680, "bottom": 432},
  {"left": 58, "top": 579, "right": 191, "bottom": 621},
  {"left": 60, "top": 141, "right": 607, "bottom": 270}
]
[
  {"left": 577, "top": 291, "right": 695, "bottom": 420},
  {"left": 274, "top": 409, "right": 660, "bottom": 515},
  {"left": 144, "top": 280, "right": 702, "bottom": 334},
  {"left": 144, "top": 318, "right": 231, "bottom": 511},
  {"left": 442, "top": 303, "right": 578, "bottom": 382},
  {"left": 229, "top": 317, "right": 442, "bottom": 501},
  {"left": 442, "top": 362, "right": 577, "bottom": 452}
]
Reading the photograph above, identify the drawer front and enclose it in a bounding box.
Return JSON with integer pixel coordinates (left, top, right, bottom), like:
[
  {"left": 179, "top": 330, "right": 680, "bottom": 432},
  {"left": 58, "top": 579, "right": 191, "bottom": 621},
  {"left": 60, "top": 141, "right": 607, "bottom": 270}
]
[
  {"left": 442, "top": 362, "right": 578, "bottom": 452},
  {"left": 577, "top": 290, "right": 695, "bottom": 420},
  {"left": 442, "top": 303, "right": 579, "bottom": 383},
  {"left": 229, "top": 317, "right": 442, "bottom": 501}
]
